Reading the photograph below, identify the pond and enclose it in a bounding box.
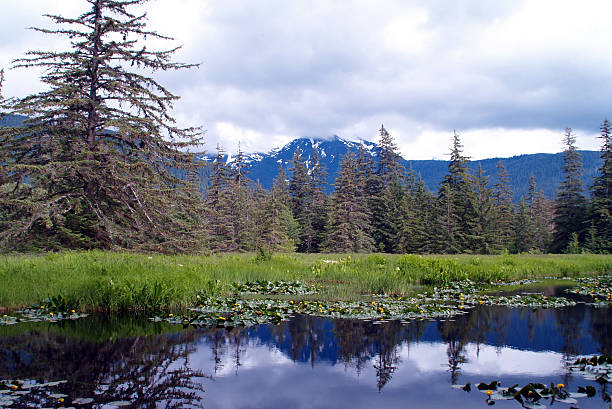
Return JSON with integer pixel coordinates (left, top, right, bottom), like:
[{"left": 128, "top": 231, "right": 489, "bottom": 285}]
[{"left": 0, "top": 287, "right": 610, "bottom": 408}]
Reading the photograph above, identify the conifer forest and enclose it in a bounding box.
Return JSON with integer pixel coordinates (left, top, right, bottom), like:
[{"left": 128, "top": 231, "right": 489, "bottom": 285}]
[{"left": 0, "top": 0, "right": 611, "bottom": 256}]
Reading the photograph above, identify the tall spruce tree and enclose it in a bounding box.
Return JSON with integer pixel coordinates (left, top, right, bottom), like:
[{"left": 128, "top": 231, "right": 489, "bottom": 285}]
[
  {"left": 436, "top": 131, "right": 476, "bottom": 253},
  {"left": 0, "top": 0, "right": 205, "bottom": 252},
  {"left": 552, "top": 128, "right": 587, "bottom": 253},
  {"left": 370, "top": 125, "right": 405, "bottom": 252},
  {"left": 590, "top": 119, "right": 612, "bottom": 252},
  {"left": 309, "top": 148, "right": 329, "bottom": 252},
  {"left": 229, "top": 145, "right": 256, "bottom": 251},
  {"left": 289, "top": 149, "right": 314, "bottom": 252},
  {"left": 325, "top": 152, "right": 375, "bottom": 252}
]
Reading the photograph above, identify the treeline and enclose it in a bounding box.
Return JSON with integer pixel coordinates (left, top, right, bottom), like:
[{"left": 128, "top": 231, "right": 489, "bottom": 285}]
[{"left": 204, "top": 124, "right": 612, "bottom": 254}]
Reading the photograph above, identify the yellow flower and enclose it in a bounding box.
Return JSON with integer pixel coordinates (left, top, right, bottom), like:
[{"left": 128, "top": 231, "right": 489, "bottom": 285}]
[
  {"left": 276, "top": 312, "right": 281, "bottom": 316},
  {"left": 40, "top": 305, "right": 45, "bottom": 309},
  {"left": 168, "top": 313, "right": 173, "bottom": 317},
  {"left": 557, "top": 383, "right": 564, "bottom": 388},
  {"left": 486, "top": 390, "right": 493, "bottom": 396},
  {"left": 419, "top": 310, "right": 424, "bottom": 314},
  {"left": 59, "top": 398, "right": 65, "bottom": 403},
  {"left": 289, "top": 300, "right": 294, "bottom": 304},
  {"left": 49, "top": 312, "right": 54, "bottom": 316},
  {"left": 1, "top": 315, "right": 6, "bottom": 318},
  {"left": 218, "top": 316, "right": 226, "bottom": 320},
  {"left": 11, "top": 385, "right": 18, "bottom": 390},
  {"left": 71, "top": 309, "right": 76, "bottom": 313}
]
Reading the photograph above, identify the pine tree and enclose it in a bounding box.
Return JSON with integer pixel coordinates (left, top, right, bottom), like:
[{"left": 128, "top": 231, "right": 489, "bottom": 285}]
[
  {"left": 325, "top": 152, "right": 375, "bottom": 252},
  {"left": 493, "top": 161, "right": 514, "bottom": 251},
  {"left": 590, "top": 119, "right": 612, "bottom": 252},
  {"left": 552, "top": 128, "right": 587, "bottom": 253},
  {"left": 0, "top": 0, "right": 205, "bottom": 252}
]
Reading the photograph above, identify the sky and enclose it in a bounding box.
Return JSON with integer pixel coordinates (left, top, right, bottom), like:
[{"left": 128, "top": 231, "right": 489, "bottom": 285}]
[{"left": 1, "top": 0, "right": 611, "bottom": 159}]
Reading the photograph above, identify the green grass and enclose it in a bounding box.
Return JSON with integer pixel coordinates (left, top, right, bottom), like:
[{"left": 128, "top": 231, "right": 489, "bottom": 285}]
[{"left": 0, "top": 251, "right": 610, "bottom": 312}]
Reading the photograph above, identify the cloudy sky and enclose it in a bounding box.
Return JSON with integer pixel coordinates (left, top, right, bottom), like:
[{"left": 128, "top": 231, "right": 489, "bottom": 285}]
[{"left": 1, "top": 0, "right": 611, "bottom": 159}]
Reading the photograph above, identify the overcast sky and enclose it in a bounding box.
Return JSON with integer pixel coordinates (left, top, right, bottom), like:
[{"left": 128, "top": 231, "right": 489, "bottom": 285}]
[{"left": 1, "top": 0, "right": 611, "bottom": 159}]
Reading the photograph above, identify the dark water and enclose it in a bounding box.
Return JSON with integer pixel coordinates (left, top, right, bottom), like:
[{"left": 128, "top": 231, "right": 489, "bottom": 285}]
[{"left": 0, "top": 297, "right": 610, "bottom": 408}]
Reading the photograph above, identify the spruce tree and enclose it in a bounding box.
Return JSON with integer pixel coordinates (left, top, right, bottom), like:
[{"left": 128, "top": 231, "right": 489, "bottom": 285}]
[
  {"left": 552, "top": 128, "right": 587, "bottom": 253},
  {"left": 0, "top": 0, "right": 205, "bottom": 252},
  {"left": 229, "top": 145, "right": 256, "bottom": 251},
  {"left": 493, "top": 161, "right": 514, "bottom": 251},
  {"left": 370, "top": 125, "right": 405, "bottom": 252},
  {"left": 471, "top": 164, "right": 498, "bottom": 254},
  {"left": 206, "top": 146, "right": 234, "bottom": 252},
  {"left": 436, "top": 131, "right": 476, "bottom": 253},
  {"left": 526, "top": 175, "right": 554, "bottom": 252},
  {"left": 512, "top": 198, "right": 535, "bottom": 253},
  {"left": 325, "top": 152, "right": 375, "bottom": 252},
  {"left": 397, "top": 172, "right": 436, "bottom": 253},
  {"left": 289, "top": 149, "right": 314, "bottom": 252},
  {"left": 590, "top": 119, "right": 612, "bottom": 252},
  {"left": 309, "top": 148, "right": 329, "bottom": 252}
]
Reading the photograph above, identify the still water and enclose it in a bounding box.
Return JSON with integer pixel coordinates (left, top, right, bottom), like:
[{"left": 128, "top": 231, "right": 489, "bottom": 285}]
[{"left": 0, "top": 291, "right": 610, "bottom": 408}]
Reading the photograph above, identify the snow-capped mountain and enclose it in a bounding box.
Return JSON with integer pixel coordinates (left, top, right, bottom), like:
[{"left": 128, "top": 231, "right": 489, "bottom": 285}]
[{"left": 202, "top": 135, "right": 379, "bottom": 193}]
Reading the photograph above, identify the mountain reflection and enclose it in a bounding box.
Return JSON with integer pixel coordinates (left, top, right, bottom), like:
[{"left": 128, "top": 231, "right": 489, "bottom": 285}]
[{"left": 0, "top": 303, "right": 609, "bottom": 408}]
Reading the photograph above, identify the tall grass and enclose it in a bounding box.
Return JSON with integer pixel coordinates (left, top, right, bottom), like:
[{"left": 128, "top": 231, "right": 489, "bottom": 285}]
[{"left": 0, "top": 251, "right": 610, "bottom": 312}]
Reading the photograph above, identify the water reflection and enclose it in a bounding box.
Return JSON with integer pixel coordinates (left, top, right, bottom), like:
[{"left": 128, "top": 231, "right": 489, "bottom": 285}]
[{"left": 0, "top": 303, "right": 609, "bottom": 408}]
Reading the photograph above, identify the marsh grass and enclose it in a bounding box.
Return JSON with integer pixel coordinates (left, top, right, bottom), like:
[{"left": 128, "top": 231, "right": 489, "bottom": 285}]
[{"left": 0, "top": 251, "right": 610, "bottom": 312}]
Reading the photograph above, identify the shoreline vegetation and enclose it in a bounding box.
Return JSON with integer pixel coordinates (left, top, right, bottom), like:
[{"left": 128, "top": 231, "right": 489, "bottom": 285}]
[{"left": 1, "top": 251, "right": 610, "bottom": 313}]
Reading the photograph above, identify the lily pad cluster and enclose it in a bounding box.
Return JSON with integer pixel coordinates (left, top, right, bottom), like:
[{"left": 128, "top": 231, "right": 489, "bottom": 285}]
[
  {"left": 453, "top": 380, "right": 593, "bottom": 407},
  {"left": 0, "top": 379, "right": 134, "bottom": 408},
  {"left": 151, "top": 279, "right": 580, "bottom": 329},
  {"left": 423, "top": 280, "right": 576, "bottom": 310},
  {"left": 0, "top": 379, "right": 93, "bottom": 408},
  {"left": 565, "top": 276, "right": 612, "bottom": 306},
  {"left": 0, "top": 306, "right": 88, "bottom": 326},
  {"left": 567, "top": 355, "right": 612, "bottom": 388},
  {"left": 232, "top": 280, "right": 320, "bottom": 295}
]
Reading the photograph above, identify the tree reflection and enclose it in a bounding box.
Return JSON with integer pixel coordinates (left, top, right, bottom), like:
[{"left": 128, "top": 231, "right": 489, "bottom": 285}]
[{"left": 0, "top": 318, "right": 208, "bottom": 408}]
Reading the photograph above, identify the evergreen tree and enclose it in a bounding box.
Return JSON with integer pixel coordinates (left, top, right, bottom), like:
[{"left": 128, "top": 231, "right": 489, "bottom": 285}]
[
  {"left": 206, "top": 146, "right": 234, "bottom": 252},
  {"left": 590, "top": 119, "right": 612, "bottom": 252},
  {"left": 526, "top": 175, "right": 554, "bottom": 252},
  {"left": 309, "top": 148, "right": 329, "bottom": 252},
  {"left": 511, "top": 198, "right": 534, "bottom": 253},
  {"left": 0, "top": 0, "right": 205, "bottom": 252},
  {"left": 370, "top": 125, "right": 405, "bottom": 252},
  {"left": 228, "top": 145, "right": 256, "bottom": 251},
  {"left": 436, "top": 131, "right": 477, "bottom": 253},
  {"left": 289, "top": 149, "right": 314, "bottom": 252},
  {"left": 397, "top": 172, "right": 436, "bottom": 253},
  {"left": 258, "top": 165, "right": 299, "bottom": 251},
  {"left": 471, "top": 164, "right": 498, "bottom": 254},
  {"left": 552, "top": 128, "right": 587, "bottom": 253},
  {"left": 493, "top": 161, "right": 514, "bottom": 251},
  {"left": 325, "top": 152, "right": 375, "bottom": 252}
]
